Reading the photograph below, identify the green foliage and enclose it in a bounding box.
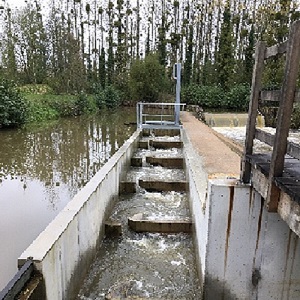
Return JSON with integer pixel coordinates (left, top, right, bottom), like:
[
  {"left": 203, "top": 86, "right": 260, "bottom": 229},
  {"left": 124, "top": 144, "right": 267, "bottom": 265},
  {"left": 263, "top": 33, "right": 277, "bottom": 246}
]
[
  {"left": 181, "top": 83, "right": 250, "bottom": 111},
  {"left": 291, "top": 104, "right": 300, "bottom": 129},
  {"left": 94, "top": 85, "right": 121, "bottom": 109},
  {"left": 224, "top": 84, "right": 250, "bottom": 111},
  {"left": 216, "top": 7, "right": 234, "bottom": 91},
  {"left": 0, "top": 79, "right": 27, "bottom": 127},
  {"left": 129, "top": 53, "right": 169, "bottom": 102},
  {"left": 19, "top": 84, "right": 54, "bottom": 95},
  {"left": 75, "top": 92, "right": 89, "bottom": 115},
  {"left": 183, "top": 25, "right": 193, "bottom": 86},
  {"left": 25, "top": 93, "right": 97, "bottom": 123},
  {"left": 26, "top": 99, "right": 59, "bottom": 123}
]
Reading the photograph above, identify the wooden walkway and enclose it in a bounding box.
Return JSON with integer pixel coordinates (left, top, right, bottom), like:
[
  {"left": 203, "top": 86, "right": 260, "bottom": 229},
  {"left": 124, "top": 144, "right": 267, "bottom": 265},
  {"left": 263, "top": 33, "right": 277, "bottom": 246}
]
[{"left": 241, "top": 20, "right": 300, "bottom": 237}]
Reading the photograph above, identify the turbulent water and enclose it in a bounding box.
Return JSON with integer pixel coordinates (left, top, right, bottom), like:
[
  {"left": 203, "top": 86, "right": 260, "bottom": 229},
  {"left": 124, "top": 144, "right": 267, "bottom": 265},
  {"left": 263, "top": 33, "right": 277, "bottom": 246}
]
[
  {"left": 0, "top": 108, "right": 136, "bottom": 290},
  {"left": 77, "top": 136, "right": 202, "bottom": 299}
]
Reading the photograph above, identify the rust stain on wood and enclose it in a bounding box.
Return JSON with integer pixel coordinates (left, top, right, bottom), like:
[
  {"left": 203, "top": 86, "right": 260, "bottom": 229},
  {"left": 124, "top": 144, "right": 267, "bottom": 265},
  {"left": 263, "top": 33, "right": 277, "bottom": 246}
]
[{"left": 224, "top": 186, "right": 235, "bottom": 273}]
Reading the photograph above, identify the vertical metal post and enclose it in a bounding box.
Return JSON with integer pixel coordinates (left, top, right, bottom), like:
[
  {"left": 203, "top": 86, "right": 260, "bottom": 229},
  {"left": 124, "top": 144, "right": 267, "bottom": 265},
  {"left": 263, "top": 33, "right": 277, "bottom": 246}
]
[
  {"left": 140, "top": 103, "right": 143, "bottom": 128},
  {"left": 136, "top": 102, "right": 140, "bottom": 128},
  {"left": 173, "top": 63, "right": 181, "bottom": 126}
]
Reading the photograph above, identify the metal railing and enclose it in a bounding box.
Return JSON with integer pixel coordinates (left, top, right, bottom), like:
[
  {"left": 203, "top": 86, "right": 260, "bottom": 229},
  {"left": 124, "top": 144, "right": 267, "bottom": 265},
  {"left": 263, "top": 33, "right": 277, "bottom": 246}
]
[{"left": 136, "top": 102, "right": 185, "bottom": 129}]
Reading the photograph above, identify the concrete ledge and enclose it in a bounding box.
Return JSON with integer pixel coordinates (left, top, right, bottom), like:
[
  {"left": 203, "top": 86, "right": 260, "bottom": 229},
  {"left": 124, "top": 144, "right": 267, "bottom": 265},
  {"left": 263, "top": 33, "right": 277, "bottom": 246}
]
[
  {"left": 105, "top": 220, "right": 122, "bottom": 237},
  {"left": 150, "top": 140, "right": 182, "bottom": 149},
  {"left": 119, "top": 181, "right": 136, "bottom": 194},
  {"left": 142, "top": 129, "right": 180, "bottom": 137},
  {"left": 131, "top": 157, "right": 143, "bottom": 167},
  {"left": 128, "top": 213, "right": 192, "bottom": 233},
  {"left": 139, "top": 141, "right": 149, "bottom": 149},
  {"left": 139, "top": 179, "right": 187, "bottom": 192},
  {"left": 146, "top": 156, "right": 183, "bottom": 168}
]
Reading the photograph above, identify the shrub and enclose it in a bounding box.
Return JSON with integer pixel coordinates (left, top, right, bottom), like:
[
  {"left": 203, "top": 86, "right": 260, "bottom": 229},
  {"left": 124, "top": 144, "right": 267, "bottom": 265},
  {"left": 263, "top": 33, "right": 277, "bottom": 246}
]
[
  {"left": 129, "top": 53, "right": 170, "bottom": 102},
  {"left": 94, "top": 85, "right": 121, "bottom": 109},
  {"left": 0, "top": 79, "right": 27, "bottom": 127},
  {"left": 181, "top": 84, "right": 224, "bottom": 108},
  {"left": 225, "top": 84, "right": 250, "bottom": 111},
  {"left": 181, "top": 83, "right": 250, "bottom": 111},
  {"left": 75, "top": 92, "right": 89, "bottom": 115}
]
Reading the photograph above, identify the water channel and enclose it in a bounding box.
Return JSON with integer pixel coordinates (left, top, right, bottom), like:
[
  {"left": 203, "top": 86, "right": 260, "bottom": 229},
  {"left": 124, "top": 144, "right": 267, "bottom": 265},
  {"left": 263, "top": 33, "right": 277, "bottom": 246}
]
[{"left": 0, "top": 108, "right": 136, "bottom": 290}]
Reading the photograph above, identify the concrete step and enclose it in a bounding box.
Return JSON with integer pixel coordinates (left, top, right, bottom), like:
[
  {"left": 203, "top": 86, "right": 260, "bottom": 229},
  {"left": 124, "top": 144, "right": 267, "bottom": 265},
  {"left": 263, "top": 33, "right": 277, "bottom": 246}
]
[
  {"left": 131, "top": 156, "right": 184, "bottom": 168},
  {"left": 128, "top": 213, "right": 192, "bottom": 233},
  {"left": 145, "top": 156, "right": 184, "bottom": 168},
  {"left": 139, "top": 179, "right": 187, "bottom": 192},
  {"left": 124, "top": 167, "right": 186, "bottom": 183},
  {"left": 139, "top": 140, "right": 182, "bottom": 149},
  {"left": 119, "top": 179, "right": 188, "bottom": 193}
]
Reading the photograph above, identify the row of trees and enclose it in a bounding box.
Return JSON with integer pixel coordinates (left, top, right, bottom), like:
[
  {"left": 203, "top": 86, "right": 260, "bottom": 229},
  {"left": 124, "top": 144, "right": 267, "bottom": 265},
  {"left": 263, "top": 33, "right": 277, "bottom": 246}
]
[{"left": 0, "top": 0, "right": 299, "bottom": 97}]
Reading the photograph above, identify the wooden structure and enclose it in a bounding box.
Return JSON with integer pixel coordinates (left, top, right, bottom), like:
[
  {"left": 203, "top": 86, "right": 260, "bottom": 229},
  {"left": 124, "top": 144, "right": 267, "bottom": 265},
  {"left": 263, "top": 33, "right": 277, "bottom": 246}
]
[{"left": 241, "top": 20, "right": 300, "bottom": 231}]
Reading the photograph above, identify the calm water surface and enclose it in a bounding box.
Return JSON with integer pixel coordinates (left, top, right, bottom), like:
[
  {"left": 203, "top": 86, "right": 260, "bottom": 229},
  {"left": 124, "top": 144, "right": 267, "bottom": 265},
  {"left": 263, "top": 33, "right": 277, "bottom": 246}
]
[{"left": 0, "top": 108, "right": 136, "bottom": 290}]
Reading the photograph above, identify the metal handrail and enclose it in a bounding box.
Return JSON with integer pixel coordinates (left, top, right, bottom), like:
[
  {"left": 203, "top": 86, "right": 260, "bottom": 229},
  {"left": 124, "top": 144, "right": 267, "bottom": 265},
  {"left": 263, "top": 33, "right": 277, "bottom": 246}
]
[{"left": 137, "top": 102, "right": 185, "bottom": 129}]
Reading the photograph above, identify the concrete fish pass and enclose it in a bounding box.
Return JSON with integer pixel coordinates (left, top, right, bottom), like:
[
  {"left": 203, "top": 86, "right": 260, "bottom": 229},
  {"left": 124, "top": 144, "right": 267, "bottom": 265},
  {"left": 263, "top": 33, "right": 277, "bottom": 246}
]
[{"left": 2, "top": 124, "right": 300, "bottom": 299}]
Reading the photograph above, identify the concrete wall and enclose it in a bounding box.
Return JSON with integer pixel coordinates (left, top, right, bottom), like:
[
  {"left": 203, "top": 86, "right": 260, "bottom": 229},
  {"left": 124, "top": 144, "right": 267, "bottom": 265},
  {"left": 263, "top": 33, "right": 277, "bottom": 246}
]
[
  {"left": 181, "top": 128, "right": 209, "bottom": 285},
  {"left": 18, "top": 130, "right": 141, "bottom": 300},
  {"left": 182, "top": 128, "right": 300, "bottom": 300}
]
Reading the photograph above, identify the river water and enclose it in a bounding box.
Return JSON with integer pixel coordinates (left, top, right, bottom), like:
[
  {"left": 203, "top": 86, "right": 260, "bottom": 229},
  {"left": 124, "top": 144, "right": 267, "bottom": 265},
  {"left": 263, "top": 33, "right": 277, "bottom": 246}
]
[{"left": 0, "top": 108, "right": 136, "bottom": 290}]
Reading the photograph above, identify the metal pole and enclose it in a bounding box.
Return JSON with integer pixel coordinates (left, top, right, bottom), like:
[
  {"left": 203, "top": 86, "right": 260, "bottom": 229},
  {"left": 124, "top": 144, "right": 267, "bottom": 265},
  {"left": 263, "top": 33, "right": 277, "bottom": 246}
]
[{"left": 173, "top": 63, "right": 181, "bottom": 125}]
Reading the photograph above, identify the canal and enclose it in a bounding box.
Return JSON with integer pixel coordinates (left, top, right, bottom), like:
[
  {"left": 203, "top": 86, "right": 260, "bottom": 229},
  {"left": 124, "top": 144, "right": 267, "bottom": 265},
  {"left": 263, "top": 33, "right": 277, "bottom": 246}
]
[{"left": 0, "top": 108, "right": 136, "bottom": 290}]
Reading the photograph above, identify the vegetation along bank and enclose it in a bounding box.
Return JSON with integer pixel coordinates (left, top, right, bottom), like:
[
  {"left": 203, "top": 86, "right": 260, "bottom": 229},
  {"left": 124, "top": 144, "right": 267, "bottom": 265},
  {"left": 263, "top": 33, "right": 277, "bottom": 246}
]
[{"left": 0, "top": 1, "right": 300, "bottom": 128}]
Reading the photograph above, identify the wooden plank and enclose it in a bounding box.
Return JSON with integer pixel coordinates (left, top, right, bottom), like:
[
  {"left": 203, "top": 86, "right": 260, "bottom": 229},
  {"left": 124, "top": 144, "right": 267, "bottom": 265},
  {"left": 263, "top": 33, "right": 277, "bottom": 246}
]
[
  {"left": 241, "top": 41, "right": 266, "bottom": 183},
  {"left": 260, "top": 90, "right": 281, "bottom": 102},
  {"left": 265, "top": 40, "right": 288, "bottom": 59},
  {"left": 245, "top": 153, "right": 272, "bottom": 165},
  {"left": 0, "top": 260, "right": 34, "bottom": 300},
  {"left": 255, "top": 129, "right": 275, "bottom": 146},
  {"left": 260, "top": 90, "right": 300, "bottom": 103},
  {"left": 255, "top": 129, "right": 300, "bottom": 160},
  {"left": 275, "top": 176, "right": 300, "bottom": 187},
  {"left": 286, "top": 141, "right": 300, "bottom": 160},
  {"left": 266, "top": 20, "right": 300, "bottom": 212}
]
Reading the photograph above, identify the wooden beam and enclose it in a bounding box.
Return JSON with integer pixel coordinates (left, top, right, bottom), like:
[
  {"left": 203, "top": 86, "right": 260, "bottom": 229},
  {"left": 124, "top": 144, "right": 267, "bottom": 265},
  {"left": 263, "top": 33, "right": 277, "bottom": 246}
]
[
  {"left": 266, "top": 20, "right": 300, "bottom": 212},
  {"left": 260, "top": 90, "right": 300, "bottom": 103},
  {"left": 255, "top": 128, "right": 300, "bottom": 160},
  {"left": 265, "top": 40, "right": 288, "bottom": 59},
  {"left": 0, "top": 260, "right": 34, "bottom": 300},
  {"left": 241, "top": 41, "right": 266, "bottom": 183}
]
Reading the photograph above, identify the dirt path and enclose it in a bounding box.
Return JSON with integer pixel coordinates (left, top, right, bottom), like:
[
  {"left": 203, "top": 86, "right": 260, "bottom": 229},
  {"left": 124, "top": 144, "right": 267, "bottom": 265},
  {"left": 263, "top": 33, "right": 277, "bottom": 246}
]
[{"left": 180, "top": 111, "right": 241, "bottom": 179}]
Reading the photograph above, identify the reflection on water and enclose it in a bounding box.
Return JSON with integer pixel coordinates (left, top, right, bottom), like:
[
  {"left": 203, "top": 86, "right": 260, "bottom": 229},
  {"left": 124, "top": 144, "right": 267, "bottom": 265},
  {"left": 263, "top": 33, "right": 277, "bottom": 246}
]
[{"left": 0, "top": 108, "right": 136, "bottom": 290}]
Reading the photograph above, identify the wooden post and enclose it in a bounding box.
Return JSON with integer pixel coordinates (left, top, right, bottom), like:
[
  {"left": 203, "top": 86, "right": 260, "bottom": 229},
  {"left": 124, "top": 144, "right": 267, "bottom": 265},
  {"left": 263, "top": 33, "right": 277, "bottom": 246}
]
[
  {"left": 266, "top": 20, "right": 300, "bottom": 212},
  {"left": 241, "top": 41, "right": 266, "bottom": 183}
]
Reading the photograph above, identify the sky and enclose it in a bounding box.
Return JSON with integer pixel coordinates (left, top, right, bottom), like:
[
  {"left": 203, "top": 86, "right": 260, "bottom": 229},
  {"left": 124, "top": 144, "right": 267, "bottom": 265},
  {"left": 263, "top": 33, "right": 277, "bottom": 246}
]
[{"left": 6, "top": 0, "right": 27, "bottom": 9}]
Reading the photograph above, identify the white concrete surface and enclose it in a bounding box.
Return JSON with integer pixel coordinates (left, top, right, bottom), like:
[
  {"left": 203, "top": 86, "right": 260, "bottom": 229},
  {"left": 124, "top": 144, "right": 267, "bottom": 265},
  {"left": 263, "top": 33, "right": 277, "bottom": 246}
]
[{"left": 18, "top": 129, "right": 141, "bottom": 300}]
